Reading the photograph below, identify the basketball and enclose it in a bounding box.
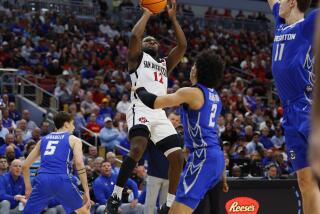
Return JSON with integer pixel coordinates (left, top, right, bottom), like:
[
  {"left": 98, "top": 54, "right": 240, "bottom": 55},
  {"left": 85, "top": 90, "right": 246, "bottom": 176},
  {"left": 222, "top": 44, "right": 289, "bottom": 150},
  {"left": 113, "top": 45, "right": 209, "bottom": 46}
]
[{"left": 141, "top": 0, "right": 167, "bottom": 14}]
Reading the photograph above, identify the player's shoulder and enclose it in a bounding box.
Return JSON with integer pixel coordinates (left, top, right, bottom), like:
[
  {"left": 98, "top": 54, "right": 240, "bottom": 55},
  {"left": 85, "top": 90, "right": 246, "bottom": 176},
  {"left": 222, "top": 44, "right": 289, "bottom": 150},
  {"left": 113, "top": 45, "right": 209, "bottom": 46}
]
[{"left": 68, "top": 135, "right": 81, "bottom": 147}]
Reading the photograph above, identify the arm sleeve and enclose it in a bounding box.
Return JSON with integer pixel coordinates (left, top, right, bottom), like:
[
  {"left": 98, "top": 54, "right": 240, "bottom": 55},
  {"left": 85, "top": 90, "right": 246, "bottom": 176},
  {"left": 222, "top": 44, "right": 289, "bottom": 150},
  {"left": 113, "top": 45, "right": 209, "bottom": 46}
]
[
  {"left": 127, "top": 179, "right": 139, "bottom": 199},
  {"left": 301, "top": 9, "right": 319, "bottom": 42},
  {"left": 92, "top": 179, "right": 107, "bottom": 205},
  {"left": 272, "top": 3, "right": 284, "bottom": 27}
]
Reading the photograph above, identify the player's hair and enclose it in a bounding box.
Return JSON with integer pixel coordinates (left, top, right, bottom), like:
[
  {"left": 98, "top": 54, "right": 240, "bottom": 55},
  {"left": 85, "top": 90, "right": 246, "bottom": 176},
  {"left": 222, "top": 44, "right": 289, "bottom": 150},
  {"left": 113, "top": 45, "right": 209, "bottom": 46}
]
[
  {"left": 0, "top": 155, "right": 5, "bottom": 159},
  {"left": 195, "top": 50, "right": 225, "bottom": 88},
  {"left": 53, "top": 111, "right": 73, "bottom": 129},
  {"left": 296, "top": 0, "right": 311, "bottom": 13}
]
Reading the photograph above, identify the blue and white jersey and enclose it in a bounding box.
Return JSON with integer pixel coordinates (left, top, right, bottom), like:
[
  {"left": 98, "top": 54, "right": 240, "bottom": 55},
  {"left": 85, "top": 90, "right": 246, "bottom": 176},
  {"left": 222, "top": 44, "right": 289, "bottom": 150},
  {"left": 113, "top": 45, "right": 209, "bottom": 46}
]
[
  {"left": 38, "top": 132, "right": 73, "bottom": 175},
  {"left": 272, "top": 3, "right": 318, "bottom": 104},
  {"left": 180, "top": 83, "right": 221, "bottom": 151}
]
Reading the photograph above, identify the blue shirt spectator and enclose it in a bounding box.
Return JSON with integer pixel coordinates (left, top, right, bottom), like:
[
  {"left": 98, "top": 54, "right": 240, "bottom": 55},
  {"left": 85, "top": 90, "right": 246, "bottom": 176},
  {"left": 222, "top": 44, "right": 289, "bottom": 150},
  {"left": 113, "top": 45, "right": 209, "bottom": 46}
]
[
  {"left": 0, "top": 160, "right": 25, "bottom": 210},
  {"left": 260, "top": 127, "right": 273, "bottom": 149},
  {"left": 99, "top": 117, "right": 120, "bottom": 151},
  {"left": 0, "top": 134, "right": 22, "bottom": 158},
  {"left": 246, "top": 132, "right": 265, "bottom": 155},
  {"left": 93, "top": 161, "right": 138, "bottom": 205},
  {"left": 0, "top": 126, "right": 9, "bottom": 146},
  {"left": 271, "top": 128, "right": 285, "bottom": 149}
]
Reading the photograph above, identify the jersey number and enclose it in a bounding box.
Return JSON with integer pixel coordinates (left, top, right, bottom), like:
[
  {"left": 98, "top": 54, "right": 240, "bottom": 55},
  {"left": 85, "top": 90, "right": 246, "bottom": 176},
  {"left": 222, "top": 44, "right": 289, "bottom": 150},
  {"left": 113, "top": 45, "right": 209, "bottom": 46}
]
[
  {"left": 209, "top": 104, "right": 218, "bottom": 127},
  {"left": 274, "top": 43, "right": 285, "bottom": 61},
  {"left": 44, "top": 140, "right": 59, "bottom": 156},
  {"left": 154, "top": 72, "right": 164, "bottom": 84}
]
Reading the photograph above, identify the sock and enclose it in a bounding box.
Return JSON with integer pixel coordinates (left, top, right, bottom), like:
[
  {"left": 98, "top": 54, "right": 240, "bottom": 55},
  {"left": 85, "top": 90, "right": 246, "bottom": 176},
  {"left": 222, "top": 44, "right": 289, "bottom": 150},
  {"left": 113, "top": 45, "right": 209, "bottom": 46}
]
[
  {"left": 115, "top": 156, "right": 137, "bottom": 187},
  {"left": 166, "top": 193, "right": 176, "bottom": 207},
  {"left": 112, "top": 185, "right": 124, "bottom": 200}
]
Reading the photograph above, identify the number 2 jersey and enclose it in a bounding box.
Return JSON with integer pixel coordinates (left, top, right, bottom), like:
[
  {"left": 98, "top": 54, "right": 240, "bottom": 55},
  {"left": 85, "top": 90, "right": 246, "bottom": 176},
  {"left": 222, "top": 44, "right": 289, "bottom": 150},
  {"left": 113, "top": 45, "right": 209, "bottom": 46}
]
[
  {"left": 38, "top": 132, "right": 73, "bottom": 175},
  {"left": 130, "top": 52, "right": 168, "bottom": 108},
  {"left": 272, "top": 3, "right": 318, "bottom": 104},
  {"left": 180, "top": 83, "right": 222, "bottom": 151}
]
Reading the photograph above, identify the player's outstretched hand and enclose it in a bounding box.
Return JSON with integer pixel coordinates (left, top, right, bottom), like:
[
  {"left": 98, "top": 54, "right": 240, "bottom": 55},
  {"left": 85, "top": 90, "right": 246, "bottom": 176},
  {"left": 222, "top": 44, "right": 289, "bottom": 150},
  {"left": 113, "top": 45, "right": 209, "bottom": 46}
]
[
  {"left": 139, "top": 1, "right": 154, "bottom": 17},
  {"left": 167, "top": 0, "right": 177, "bottom": 19},
  {"left": 309, "top": 127, "right": 320, "bottom": 178}
]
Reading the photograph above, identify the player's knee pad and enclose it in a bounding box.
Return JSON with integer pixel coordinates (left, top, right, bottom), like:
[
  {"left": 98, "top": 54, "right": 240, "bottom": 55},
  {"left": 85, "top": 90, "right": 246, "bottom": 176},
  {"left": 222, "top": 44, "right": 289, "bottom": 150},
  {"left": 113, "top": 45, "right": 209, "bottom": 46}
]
[
  {"left": 156, "top": 134, "right": 182, "bottom": 157},
  {"left": 128, "top": 124, "right": 150, "bottom": 140}
]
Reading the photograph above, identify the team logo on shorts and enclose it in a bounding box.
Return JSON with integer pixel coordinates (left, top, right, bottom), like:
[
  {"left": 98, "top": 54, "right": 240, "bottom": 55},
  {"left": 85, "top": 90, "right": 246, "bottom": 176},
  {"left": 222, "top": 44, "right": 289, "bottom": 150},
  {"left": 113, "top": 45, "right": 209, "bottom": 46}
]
[
  {"left": 289, "top": 150, "right": 296, "bottom": 160},
  {"left": 139, "top": 117, "right": 149, "bottom": 123}
]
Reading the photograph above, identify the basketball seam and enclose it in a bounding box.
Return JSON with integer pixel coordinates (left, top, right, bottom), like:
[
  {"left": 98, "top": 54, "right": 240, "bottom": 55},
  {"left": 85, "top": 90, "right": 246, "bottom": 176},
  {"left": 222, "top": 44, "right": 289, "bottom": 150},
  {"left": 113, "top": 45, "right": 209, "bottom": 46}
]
[{"left": 142, "top": 0, "right": 166, "bottom": 6}]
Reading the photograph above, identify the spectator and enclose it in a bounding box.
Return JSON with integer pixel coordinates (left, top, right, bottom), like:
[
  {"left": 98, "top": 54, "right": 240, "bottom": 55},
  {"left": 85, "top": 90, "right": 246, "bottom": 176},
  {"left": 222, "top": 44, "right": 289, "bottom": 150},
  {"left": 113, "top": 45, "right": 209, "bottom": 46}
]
[
  {"left": 264, "top": 164, "right": 279, "bottom": 180},
  {"left": 116, "top": 94, "right": 131, "bottom": 114},
  {"left": 0, "top": 156, "right": 8, "bottom": 175},
  {"left": 0, "top": 134, "right": 22, "bottom": 158},
  {"left": 106, "top": 151, "right": 120, "bottom": 174},
  {"left": 54, "top": 79, "right": 72, "bottom": 107},
  {"left": 259, "top": 126, "right": 273, "bottom": 149},
  {"left": 0, "top": 159, "right": 26, "bottom": 213},
  {"left": 92, "top": 157, "right": 104, "bottom": 180},
  {"left": 85, "top": 113, "right": 102, "bottom": 143},
  {"left": 40, "top": 121, "right": 51, "bottom": 137},
  {"left": 100, "top": 98, "right": 114, "bottom": 119},
  {"left": 93, "top": 161, "right": 143, "bottom": 214},
  {"left": 17, "top": 110, "right": 37, "bottom": 131},
  {"left": 167, "top": 112, "right": 180, "bottom": 129},
  {"left": 68, "top": 104, "right": 86, "bottom": 136},
  {"left": 246, "top": 132, "right": 265, "bottom": 155},
  {"left": 0, "top": 121, "right": 9, "bottom": 145},
  {"left": 271, "top": 127, "right": 285, "bottom": 149},
  {"left": 87, "top": 146, "right": 98, "bottom": 160},
  {"left": 99, "top": 117, "right": 120, "bottom": 151},
  {"left": 17, "top": 119, "right": 32, "bottom": 141},
  {"left": 217, "top": 115, "right": 226, "bottom": 136},
  {"left": 2, "top": 108, "right": 16, "bottom": 132},
  {"left": 220, "top": 123, "right": 238, "bottom": 144},
  {"left": 231, "top": 165, "right": 241, "bottom": 177},
  {"left": 14, "top": 128, "right": 24, "bottom": 152},
  {"left": 262, "top": 149, "right": 274, "bottom": 167},
  {"left": 81, "top": 92, "right": 99, "bottom": 117},
  {"left": 24, "top": 127, "right": 41, "bottom": 145},
  {"left": 5, "top": 146, "right": 16, "bottom": 166},
  {"left": 243, "top": 88, "right": 256, "bottom": 112}
]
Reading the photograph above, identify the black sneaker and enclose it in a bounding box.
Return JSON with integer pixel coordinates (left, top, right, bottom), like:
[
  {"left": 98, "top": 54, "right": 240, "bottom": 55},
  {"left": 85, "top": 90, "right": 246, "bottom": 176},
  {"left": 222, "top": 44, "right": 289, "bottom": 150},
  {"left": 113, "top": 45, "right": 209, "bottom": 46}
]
[
  {"left": 105, "top": 194, "right": 121, "bottom": 214},
  {"left": 157, "top": 204, "right": 170, "bottom": 214}
]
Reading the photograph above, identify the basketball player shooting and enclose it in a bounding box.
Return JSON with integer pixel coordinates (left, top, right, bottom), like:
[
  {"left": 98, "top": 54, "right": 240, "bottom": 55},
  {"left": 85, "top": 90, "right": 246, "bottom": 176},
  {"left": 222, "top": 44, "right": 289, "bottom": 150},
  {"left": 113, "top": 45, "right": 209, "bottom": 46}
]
[
  {"left": 267, "top": 0, "right": 320, "bottom": 213},
  {"left": 133, "top": 49, "right": 225, "bottom": 214},
  {"left": 106, "top": 0, "right": 187, "bottom": 213}
]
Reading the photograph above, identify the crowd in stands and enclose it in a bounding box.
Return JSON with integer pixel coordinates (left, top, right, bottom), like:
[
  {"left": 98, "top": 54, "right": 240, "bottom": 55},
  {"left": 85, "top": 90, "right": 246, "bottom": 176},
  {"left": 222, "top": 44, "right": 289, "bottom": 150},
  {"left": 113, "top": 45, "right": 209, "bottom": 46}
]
[{"left": 0, "top": 0, "right": 294, "bottom": 213}]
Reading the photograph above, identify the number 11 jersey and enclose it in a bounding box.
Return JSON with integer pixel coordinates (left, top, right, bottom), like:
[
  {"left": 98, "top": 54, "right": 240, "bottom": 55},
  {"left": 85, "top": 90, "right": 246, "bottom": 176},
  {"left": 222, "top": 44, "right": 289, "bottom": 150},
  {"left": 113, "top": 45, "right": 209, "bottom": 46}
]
[{"left": 272, "top": 3, "right": 318, "bottom": 104}]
